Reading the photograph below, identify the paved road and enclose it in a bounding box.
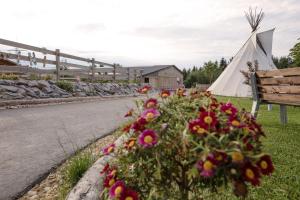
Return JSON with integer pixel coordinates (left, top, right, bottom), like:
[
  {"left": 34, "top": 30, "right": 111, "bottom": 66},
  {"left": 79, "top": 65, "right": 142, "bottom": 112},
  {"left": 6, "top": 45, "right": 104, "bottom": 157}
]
[{"left": 0, "top": 97, "right": 137, "bottom": 200}]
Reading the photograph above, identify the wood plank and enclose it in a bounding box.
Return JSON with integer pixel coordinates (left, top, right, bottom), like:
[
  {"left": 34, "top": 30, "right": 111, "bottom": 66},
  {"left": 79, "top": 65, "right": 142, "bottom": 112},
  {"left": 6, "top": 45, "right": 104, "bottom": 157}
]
[
  {"left": 60, "top": 62, "right": 90, "bottom": 70},
  {"left": 0, "top": 51, "right": 56, "bottom": 65},
  {"left": 60, "top": 53, "right": 91, "bottom": 62},
  {"left": 0, "top": 38, "right": 55, "bottom": 55},
  {"left": 259, "top": 76, "right": 300, "bottom": 85},
  {"left": 94, "top": 60, "right": 114, "bottom": 67},
  {"left": 256, "top": 67, "right": 300, "bottom": 78},
  {"left": 259, "top": 85, "right": 300, "bottom": 94},
  {"left": 261, "top": 93, "right": 300, "bottom": 106}
]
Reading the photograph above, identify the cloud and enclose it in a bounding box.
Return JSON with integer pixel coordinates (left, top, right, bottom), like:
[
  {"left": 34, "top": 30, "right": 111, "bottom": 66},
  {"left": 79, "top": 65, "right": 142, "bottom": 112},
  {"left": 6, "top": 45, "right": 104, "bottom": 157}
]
[{"left": 76, "top": 23, "right": 106, "bottom": 33}]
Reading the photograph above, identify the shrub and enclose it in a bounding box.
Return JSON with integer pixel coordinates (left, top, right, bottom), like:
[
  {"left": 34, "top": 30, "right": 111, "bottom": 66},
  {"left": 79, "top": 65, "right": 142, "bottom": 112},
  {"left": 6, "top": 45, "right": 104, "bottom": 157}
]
[
  {"left": 101, "top": 88, "right": 274, "bottom": 199},
  {"left": 28, "top": 73, "right": 40, "bottom": 80},
  {"left": 0, "top": 73, "right": 19, "bottom": 80},
  {"left": 43, "top": 74, "right": 53, "bottom": 81},
  {"left": 56, "top": 80, "right": 73, "bottom": 93}
]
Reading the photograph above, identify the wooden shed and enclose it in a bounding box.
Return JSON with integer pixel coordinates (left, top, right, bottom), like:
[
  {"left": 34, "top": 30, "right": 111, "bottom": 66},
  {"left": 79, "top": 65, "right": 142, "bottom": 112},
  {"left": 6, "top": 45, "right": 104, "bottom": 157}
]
[{"left": 130, "top": 65, "right": 183, "bottom": 90}]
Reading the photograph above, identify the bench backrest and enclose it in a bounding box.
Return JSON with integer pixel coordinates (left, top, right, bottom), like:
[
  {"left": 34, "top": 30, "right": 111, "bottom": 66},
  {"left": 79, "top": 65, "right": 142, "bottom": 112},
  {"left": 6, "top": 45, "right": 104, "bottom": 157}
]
[{"left": 251, "top": 67, "right": 300, "bottom": 106}]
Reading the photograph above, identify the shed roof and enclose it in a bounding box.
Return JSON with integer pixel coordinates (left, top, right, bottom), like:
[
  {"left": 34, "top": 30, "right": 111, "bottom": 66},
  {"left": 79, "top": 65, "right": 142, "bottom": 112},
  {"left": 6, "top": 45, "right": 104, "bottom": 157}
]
[{"left": 128, "top": 65, "right": 182, "bottom": 76}]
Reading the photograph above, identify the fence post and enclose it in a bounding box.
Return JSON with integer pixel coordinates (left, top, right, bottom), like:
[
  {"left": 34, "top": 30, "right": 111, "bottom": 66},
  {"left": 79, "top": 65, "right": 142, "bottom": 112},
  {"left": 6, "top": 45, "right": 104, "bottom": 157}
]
[
  {"left": 139, "top": 69, "right": 143, "bottom": 84},
  {"left": 134, "top": 69, "right": 137, "bottom": 82},
  {"left": 127, "top": 68, "right": 130, "bottom": 82},
  {"left": 113, "top": 64, "right": 116, "bottom": 82},
  {"left": 91, "top": 58, "right": 95, "bottom": 82},
  {"left": 55, "top": 49, "right": 60, "bottom": 81}
]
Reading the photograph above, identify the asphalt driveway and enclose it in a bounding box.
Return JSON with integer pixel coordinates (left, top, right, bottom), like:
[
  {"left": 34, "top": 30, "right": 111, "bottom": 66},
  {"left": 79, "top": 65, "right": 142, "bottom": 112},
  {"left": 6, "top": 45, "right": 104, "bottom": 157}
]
[{"left": 0, "top": 97, "right": 137, "bottom": 200}]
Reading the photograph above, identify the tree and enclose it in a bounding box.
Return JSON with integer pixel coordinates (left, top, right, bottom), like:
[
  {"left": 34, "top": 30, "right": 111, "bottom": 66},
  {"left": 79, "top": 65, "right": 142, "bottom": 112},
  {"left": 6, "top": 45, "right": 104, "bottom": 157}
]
[
  {"left": 192, "top": 66, "right": 197, "bottom": 72},
  {"left": 203, "top": 61, "right": 222, "bottom": 84},
  {"left": 182, "top": 68, "right": 188, "bottom": 80},
  {"left": 272, "top": 56, "right": 292, "bottom": 69},
  {"left": 220, "top": 57, "right": 227, "bottom": 70},
  {"left": 289, "top": 39, "right": 300, "bottom": 67}
]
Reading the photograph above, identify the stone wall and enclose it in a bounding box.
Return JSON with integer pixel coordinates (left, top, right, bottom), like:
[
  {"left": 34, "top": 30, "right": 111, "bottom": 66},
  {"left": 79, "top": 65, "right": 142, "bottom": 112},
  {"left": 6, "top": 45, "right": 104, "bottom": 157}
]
[{"left": 0, "top": 80, "right": 139, "bottom": 101}]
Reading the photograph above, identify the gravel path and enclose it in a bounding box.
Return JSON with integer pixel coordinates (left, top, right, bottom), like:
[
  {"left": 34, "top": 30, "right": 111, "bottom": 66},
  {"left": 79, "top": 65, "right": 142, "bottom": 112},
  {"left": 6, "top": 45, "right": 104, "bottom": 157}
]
[{"left": 0, "top": 97, "right": 138, "bottom": 200}]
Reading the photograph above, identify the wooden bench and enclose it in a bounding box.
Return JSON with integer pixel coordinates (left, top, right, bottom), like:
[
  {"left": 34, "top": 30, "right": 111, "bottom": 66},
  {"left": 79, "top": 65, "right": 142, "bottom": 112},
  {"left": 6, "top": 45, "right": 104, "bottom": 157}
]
[{"left": 250, "top": 67, "right": 300, "bottom": 124}]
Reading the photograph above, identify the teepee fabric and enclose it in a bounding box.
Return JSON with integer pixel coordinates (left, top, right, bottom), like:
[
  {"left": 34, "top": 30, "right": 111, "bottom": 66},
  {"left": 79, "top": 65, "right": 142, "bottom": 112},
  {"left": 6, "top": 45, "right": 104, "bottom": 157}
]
[{"left": 208, "top": 29, "right": 277, "bottom": 97}]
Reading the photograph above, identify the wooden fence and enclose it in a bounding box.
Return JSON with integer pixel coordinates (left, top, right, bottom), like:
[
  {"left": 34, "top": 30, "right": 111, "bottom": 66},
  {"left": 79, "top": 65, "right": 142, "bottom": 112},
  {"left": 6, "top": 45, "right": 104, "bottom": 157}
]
[{"left": 0, "top": 38, "right": 143, "bottom": 82}]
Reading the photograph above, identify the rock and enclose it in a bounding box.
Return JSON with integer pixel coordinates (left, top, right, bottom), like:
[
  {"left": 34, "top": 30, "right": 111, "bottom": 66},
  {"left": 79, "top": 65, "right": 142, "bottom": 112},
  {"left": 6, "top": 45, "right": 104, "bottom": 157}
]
[
  {"left": 27, "top": 191, "right": 37, "bottom": 197},
  {"left": 0, "top": 80, "right": 14, "bottom": 85},
  {"left": 17, "top": 88, "right": 27, "bottom": 96},
  {"left": 16, "top": 80, "right": 28, "bottom": 86},
  {"left": 0, "top": 85, "right": 19, "bottom": 93},
  {"left": 28, "top": 80, "right": 39, "bottom": 87},
  {"left": 2, "top": 92, "right": 24, "bottom": 100},
  {"left": 38, "top": 80, "right": 51, "bottom": 89}
]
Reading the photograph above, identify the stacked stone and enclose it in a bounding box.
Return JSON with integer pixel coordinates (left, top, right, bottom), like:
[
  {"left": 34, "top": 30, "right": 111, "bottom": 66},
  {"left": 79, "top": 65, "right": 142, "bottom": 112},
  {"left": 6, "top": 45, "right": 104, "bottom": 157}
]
[{"left": 0, "top": 80, "right": 139, "bottom": 100}]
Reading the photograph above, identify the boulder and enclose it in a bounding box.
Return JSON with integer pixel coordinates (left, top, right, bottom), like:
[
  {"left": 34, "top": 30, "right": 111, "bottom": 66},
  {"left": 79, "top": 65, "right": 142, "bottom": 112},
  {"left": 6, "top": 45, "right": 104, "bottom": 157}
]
[
  {"left": 38, "top": 80, "right": 51, "bottom": 89},
  {"left": 1, "top": 92, "right": 24, "bottom": 100},
  {"left": 16, "top": 80, "right": 28, "bottom": 86},
  {"left": 0, "top": 85, "right": 19, "bottom": 93},
  {"left": 27, "top": 80, "right": 39, "bottom": 87}
]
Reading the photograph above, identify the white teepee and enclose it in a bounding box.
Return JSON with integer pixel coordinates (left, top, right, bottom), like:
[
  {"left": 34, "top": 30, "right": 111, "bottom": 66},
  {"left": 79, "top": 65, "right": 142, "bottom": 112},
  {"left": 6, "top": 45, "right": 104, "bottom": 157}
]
[{"left": 208, "top": 28, "right": 277, "bottom": 97}]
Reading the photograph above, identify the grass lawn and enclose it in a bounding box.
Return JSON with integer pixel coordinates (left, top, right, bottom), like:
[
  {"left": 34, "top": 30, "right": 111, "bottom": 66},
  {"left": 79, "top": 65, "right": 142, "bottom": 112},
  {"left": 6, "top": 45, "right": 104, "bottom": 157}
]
[{"left": 207, "top": 96, "right": 300, "bottom": 200}]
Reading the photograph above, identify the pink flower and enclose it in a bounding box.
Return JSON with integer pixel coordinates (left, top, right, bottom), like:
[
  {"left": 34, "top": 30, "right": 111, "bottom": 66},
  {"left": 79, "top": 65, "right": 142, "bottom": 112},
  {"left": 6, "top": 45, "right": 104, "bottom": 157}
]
[
  {"left": 138, "top": 129, "right": 158, "bottom": 148},
  {"left": 109, "top": 181, "right": 126, "bottom": 198},
  {"left": 102, "top": 144, "right": 115, "bottom": 155},
  {"left": 120, "top": 189, "right": 139, "bottom": 200},
  {"left": 141, "top": 108, "right": 160, "bottom": 122},
  {"left": 196, "top": 155, "right": 218, "bottom": 178},
  {"left": 144, "top": 98, "right": 158, "bottom": 109}
]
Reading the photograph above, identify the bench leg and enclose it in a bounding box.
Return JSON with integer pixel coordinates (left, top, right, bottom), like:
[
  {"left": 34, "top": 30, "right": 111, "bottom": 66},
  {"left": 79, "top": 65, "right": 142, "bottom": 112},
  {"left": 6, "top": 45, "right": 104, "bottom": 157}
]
[
  {"left": 280, "top": 105, "right": 287, "bottom": 124},
  {"left": 267, "top": 104, "right": 272, "bottom": 111},
  {"left": 251, "top": 101, "right": 260, "bottom": 118}
]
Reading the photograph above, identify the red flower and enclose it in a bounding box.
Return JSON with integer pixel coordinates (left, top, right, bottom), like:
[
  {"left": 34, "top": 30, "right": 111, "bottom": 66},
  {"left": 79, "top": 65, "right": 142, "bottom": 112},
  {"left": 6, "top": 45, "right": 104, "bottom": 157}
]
[
  {"left": 188, "top": 119, "right": 208, "bottom": 136},
  {"left": 100, "top": 163, "right": 110, "bottom": 174},
  {"left": 124, "top": 138, "right": 136, "bottom": 150},
  {"left": 176, "top": 88, "right": 186, "bottom": 97},
  {"left": 109, "top": 181, "right": 126, "bottom": 198},
  {"left": 120, "top": 189, "right": 139, "bottom": 200},
  {"left": 199, "top": 111, "right": 218, "bottom": 127},
  {"left": 102, "top": 144, "right": 115, "bottom": 155},
  {"left": 256, "top": 155, "right": 274, "bottom": 175},
  {"left": 242, "top": 162, "right": 261, "bottom": 186},
  {"left": 144, "top": 98, "right": 158, "bottom": 109},
  {"left": 103, "top": 175, "right": 116, "bottom": 188},
  {"left": 160, "top": 90, "right": 171, "bottom": 98},
  {"left": 220, "top": 103, "right": 238, "bottom": 116},
  {"left": 138, "top": 85, "right": 151, "bottom": 94},
  {"left": 209, "top": 102, "right": 219, "bottom": 111},
  {"left": 122, "top": 123, "right": 132, "bottom": 133},
  {"left": 211, "top": 151, "right": 227, "bottom": 164},
  {"left": 124, "top": 109, "right": 134, "bottom": 117},
  {"left": 196, "top": 158, "right": 216, "bottom": 178},
  {"left": 228, "top": 116, "right": 244, "bottom": 128},
  {"left": 204, "top": 91, "right": 212, "bottom": 97},
  {"left": 131, "top": 117, "right": 147, "bottom": 132}
]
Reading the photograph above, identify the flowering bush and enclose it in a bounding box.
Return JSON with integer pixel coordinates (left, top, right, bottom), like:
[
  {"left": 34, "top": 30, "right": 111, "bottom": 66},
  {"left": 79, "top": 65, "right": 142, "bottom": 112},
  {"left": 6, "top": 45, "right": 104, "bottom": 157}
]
[{"left": 100, "top": 88, "right": 274, "bottom": 199}]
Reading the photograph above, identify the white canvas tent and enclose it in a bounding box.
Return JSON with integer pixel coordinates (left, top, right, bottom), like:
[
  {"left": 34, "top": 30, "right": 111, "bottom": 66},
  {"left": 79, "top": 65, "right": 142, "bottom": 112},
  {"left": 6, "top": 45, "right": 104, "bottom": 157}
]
[{"left": 208, "top": 28, "right": 277, "bottom": 97}]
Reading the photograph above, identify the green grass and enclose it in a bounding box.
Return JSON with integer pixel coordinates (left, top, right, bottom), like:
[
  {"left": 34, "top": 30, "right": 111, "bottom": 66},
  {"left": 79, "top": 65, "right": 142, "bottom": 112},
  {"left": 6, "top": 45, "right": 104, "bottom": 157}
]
[
  {"left": 206, "top": 96, "right": 300, "bottom": 200},
  {"left": 59, "top": 151, "right": 95, "bottom": 199}
]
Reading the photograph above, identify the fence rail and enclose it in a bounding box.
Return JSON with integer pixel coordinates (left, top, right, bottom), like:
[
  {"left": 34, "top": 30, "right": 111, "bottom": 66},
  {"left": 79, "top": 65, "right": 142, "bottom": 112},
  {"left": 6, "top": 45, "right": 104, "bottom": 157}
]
[{"left": 0, "top": 38, "right": 143, "bottom": 82}]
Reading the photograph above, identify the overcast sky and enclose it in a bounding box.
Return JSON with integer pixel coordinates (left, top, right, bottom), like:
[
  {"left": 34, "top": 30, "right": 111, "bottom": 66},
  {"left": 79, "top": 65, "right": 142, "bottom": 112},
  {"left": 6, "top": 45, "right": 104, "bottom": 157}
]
[{"left": 0, "top": 0, "right": 299, "bottom": 69}]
